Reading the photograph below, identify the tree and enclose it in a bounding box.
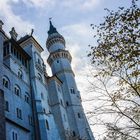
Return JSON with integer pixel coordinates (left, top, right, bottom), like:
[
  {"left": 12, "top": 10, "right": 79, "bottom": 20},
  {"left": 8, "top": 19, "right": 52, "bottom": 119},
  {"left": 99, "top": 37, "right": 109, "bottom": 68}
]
[{"left": 87, "top": 0, "right": 140, "bottom": 139}]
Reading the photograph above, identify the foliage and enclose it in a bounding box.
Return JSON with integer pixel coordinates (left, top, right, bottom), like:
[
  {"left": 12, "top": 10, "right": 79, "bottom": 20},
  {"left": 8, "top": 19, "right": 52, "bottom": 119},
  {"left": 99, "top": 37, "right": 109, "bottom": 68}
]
[{"left": 88, "top": 0, "right": 140, "bottom": 139}]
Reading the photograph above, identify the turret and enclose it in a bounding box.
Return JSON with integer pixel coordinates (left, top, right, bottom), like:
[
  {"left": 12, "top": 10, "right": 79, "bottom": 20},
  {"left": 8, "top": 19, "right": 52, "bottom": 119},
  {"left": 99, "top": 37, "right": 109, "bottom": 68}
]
[
  {"left": 46, "top": 20, "right": 73, "bottom": 76},
  {"left": 46, "top": 21, "right": 94, "bottom": 140},
  {"left": 46, "top": 20, "right": 65, "bottom": 53}
]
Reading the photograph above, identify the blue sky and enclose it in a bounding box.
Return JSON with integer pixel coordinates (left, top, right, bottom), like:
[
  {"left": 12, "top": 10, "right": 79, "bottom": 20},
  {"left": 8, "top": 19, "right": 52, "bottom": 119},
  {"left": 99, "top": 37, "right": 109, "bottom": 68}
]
[{"left": 0, "top": 0, "right": 138, "bottom": 138}]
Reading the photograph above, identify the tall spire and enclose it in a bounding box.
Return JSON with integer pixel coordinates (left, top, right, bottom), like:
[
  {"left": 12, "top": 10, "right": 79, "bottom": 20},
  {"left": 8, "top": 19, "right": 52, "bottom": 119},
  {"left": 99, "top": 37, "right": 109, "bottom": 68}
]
[{"left": 48, "top": 18, "right": 58, "bottom": 35}]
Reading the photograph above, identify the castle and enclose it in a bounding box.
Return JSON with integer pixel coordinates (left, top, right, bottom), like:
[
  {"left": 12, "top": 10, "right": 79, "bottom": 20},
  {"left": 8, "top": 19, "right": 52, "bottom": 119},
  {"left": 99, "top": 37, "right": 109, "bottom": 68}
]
[{"left": 0, "top": 19, "right": 94, "bottom": 140}]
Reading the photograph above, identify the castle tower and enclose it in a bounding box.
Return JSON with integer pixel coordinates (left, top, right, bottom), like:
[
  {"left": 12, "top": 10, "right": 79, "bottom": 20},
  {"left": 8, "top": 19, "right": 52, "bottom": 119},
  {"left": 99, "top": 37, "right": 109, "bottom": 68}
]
[{"left": 46, "top": 20, "right": 94, "bottom": 140}]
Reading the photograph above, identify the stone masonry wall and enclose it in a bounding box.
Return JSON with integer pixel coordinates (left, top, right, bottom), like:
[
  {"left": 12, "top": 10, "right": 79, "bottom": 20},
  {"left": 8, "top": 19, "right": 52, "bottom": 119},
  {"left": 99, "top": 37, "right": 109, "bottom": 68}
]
[{"left": 0, "top": 89, "right": 6, "bottom": 140}]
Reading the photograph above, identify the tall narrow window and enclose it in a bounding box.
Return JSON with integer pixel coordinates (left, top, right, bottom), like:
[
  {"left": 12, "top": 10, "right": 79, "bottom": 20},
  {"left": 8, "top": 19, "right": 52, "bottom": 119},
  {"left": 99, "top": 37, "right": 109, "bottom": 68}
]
[
  {"left": 60, "top": 99, "right": 63, "bottom": 106},
  {"left": 72, "top": 131, "right": 76, "bottom": 137},
  {"left": 41, "top": 93, "right": 44, "bottom": 100},
  {"left": 38, "top": 59, "right": 41, "bottom": 65},
  {"left": 77, "top": 113, "right": 81, "bottom": 118},
  {"left": 16, "top": 108, "right": 22, "bottom": 119},
  {"left": 14, "top": 85, "right": 21, "bottom": 97},
  {"left": 70, "top": 88, "right": 75, "bottom": 94},
  {"left": 5, "top": 101, "right": 9, "bottom": 112},
  {"left": 57, "top": 84, "right": 61, "bottom": 92},
  {"left": 46, "top": 120, "right": 49, "bottom": 130},
  {"left": 28, "top": 115, "right": 33, "bottom": 125},
  {"left": 66, "top": 101, "right": 69, "bottom": 106},
  {"left": 25, "top": 95, "right": 29, "bottom": 103},
  {"left": 3, "top": 76, "right": 10, "bottom": 89},
  {"left": 12, "top": 131, "right": 18, "bottom": 140},
  {"left": 38, "top": 73, "right": 43, "bottom": 82},
  {"left": 43, "top": 108, "right": 46, "bottom": 113}
]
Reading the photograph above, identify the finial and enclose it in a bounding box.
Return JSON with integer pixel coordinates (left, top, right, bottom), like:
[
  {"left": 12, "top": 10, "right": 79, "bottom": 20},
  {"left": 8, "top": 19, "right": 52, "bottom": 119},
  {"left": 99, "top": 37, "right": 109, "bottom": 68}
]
[
  {"left": 31, "top": 28, "right": 34, "bottom": 36},
  {"left": 48, "top": 18, "right": 58, "bottom": 35},
  {"left": 0, "top": 20, "right": 4, "bottom": 29},
  {"left": 49, "top": 17, "right": 53, "bottom": 27},
  {"left": 9, "top": 27, "right": 18, "bottom": 40},
  {"left": 49, "top": 17, "right": 52, "bottom": 21}
]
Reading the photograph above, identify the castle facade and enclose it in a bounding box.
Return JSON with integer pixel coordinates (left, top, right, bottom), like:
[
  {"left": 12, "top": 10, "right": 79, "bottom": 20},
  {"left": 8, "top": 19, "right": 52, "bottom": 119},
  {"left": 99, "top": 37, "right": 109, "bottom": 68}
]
[{"left": 0, "top": 20, "right": 94, "bottom": 140}]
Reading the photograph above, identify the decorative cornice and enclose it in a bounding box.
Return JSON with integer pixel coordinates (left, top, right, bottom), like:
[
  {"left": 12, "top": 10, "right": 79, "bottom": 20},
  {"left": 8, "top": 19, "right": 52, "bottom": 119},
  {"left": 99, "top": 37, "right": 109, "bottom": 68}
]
[
  {"left": 47, "top": 50, "right": 72, "bottom": 66},
  {"left": 46, "top": 33, "right": 65, "bottom": 50}
]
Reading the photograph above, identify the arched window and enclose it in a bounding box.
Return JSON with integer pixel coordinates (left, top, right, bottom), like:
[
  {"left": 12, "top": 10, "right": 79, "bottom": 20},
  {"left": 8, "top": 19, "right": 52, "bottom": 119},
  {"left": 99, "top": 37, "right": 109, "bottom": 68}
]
[
  {"left": 18, "top": 70, "right": 23, "bottom": 79},
  {"left": 46, "top": 120, "right": 49, "bottom": 130},
  {"left": 38, "top": 73, "right": 43, "bottom": 82},
  {"left": 14, "top": 85, "right": 21, "bottom": 96},
  {"left": 3, "top": 76, "right": 10, "bottom": 89}
]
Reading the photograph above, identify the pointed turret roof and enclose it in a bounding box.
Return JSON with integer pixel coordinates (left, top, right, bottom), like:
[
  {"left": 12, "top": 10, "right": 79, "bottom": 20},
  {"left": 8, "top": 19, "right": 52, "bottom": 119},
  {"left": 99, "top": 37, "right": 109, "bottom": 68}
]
[{"left": 48, "top": 20, "right": 58, "bottom": 35}]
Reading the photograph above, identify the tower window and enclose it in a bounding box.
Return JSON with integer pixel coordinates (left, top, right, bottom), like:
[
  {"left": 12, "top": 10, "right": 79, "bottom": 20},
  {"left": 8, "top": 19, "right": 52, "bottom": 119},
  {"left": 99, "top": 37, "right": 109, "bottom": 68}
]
[
  {"left": 38, "top": 58, "right": 41, "bottom": 64},
  {"left": 70, "top": 88, "right": 75, "bottom": 94},
  {"left": 43, "top": 108, "right": 46, "bottom": 113},
  {"left": 64, "top": 114, "right": 66, "bottom": 122},
  {"left": 46, "top": 120, "right": 49, "bottom": 130},
  {"left": 18, "top": 70, "right": 23, "bottom": 79},
  {"left": 57, "top": 84, "right": 61, "bottom": 92},
  {"left": 38, "top": 73, "right": 43, "bottom": 82},
  {"left": 41, "top": 93, "right": 44, "bottom": 100},
  {"left": 78, "top": 113, "right": 81, "bottom": 118}
]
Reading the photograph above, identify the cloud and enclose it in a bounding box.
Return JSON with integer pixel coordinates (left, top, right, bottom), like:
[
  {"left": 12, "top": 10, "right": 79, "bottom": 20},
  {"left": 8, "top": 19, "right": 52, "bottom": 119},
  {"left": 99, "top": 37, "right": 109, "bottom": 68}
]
[
  {"left": 61, "top": 0, "right": 100, "bottom": 10},
  {"left": 60, "top": 23, "right": 93, "bottom": 71},
  {"left": 0, "top": 0, "right": 34, "bottom": 36},
  {"left": 82, "top": 0, "right": 100, "bottom": 9},
  {"left": 21, "top": 0, "right": 53, "bottom": 8}
]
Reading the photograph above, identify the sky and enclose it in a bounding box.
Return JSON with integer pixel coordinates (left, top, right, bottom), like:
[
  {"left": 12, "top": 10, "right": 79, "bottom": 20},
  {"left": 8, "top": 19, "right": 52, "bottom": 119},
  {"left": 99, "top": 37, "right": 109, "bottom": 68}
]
[{"left": 0, "top": 0, "right": 138, "bottom": 139}]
